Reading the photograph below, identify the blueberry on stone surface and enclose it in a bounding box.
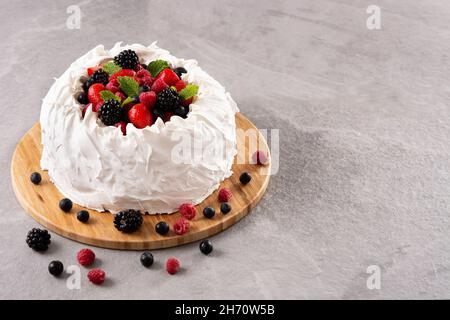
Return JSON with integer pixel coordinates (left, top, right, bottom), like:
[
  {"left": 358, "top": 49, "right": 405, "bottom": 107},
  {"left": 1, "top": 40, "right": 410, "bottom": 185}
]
[
  {"left": 48, "top": 260, "right": 64, "bottom": 276},
  {"left": 30, "top": 172, "right": 42, "bottom": 185},
  {"left": 203, "top": 207, "right": 215, "bottom": 219},
  {"left": 220, "top": 203, "right": 231, "bottom": 214},
  {"left": 155, "top": 221, "right": 169, "bottom": 235},
  {"left": 140, "top": 251, "right": 154, "bottom": 267},
  {"left": 199, "top": 240, "right": 213, "bottom": 255},
  {"left": 59, "top": 198, "right": 73, "bottom": 212}
]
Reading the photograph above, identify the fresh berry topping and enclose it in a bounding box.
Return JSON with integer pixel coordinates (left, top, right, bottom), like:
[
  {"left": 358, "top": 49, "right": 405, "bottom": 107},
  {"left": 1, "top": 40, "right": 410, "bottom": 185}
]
[
  {"left": 252, "top": 150, "right": 268, "bottom": 165},
  {"left": 179, "top": 203, "right": 196, "bottom": 220},
  {"left": 87, "top": 66, "right": 100, "bottom": 76},
  {"left": 174, "top": 80, "right": 187, "bottom": 92},
  {"left": 156, "top": 88, "right": 181, "bottom": 111},
  {"left": 83, "top": 78, "right": 94, "bottom": 92},
  {"left": 115, "top": 91, "right": 126, "bottom": 101},
  {"left": 151, "top": 78, "right": 169, "bottom": 93},
  {"left": 77, "top": 210, "right": 89, "bottom": 223},
  {"left": 48, "top": 261, "right": 64, "bottom": 276},
  {"left": 155, "top": 221, "right": 169, "bottom": 235},
  {"left": 30, "top": 172, "right": 41, "bottom": 185},
  {"left": 202, "top": 207, "right": 215, "bottom": 219},
  {"left": 139, "top": 91, "right": 156, "bottom": 109},
  {"left": 128, "top": 103, "right": 153, "bottom": 129},
  {"left": 220, "top": 203, "right": 231, "bottom": 214},
  {"left": 26, "top": 228, "right": 51, "bottom": 251},
  {"left": 87, "top": 83, "right": 105, "bottom": 105},
  {"left": 173, "top": 218, "right": 190, "bottom": 235},
  {"left": 141, "top": 76, "right": 154, "bottom": 87},
  {"left": 166, "top": 257, "right": 180, "bottom": 275},
  {"left": 99, "top": 99, "right": 122, "bottom": 126},
  {"left": 174, "top": 105, "right": 188, "bottom": 118},
  {"left": 82, "top": 104, "right": 91, "bottom": 117},
  {"left": 199, "top": 240, "right": 213, "bottom": 255},
  {"left": 114, "top": 121, "right": 127, "bottom": 135},
  {"left": 76, "top": 92, "right": 88, "bottom": 104},
  {"left": 239, "top": 172, "right": 252, "bottom": 185},
  {"left": 140, "top": 251, "right": 154, "bottom": 267},
  {"left": 218, "top": 188, "right": 232, "bottom": 202},
  {"left": 87, "top": 268, "right": 106, "bottom": 285},
  {"left": 114, "top": 209, "right": 143, "bottom": 233},
  {"left": 182, "top": 97, "right": 193, "bottom": 107},
  {"left": 136, "top": 68, "right": 151, "bottom": 78},
  {"left": 152, "top": 108, "right": 165, "bottom": 120},
  {"left": 59, "top": 198, "right": 73, "bottom": 212},
  {"left": 77, "top": 248, "right": 95, "bottom": 266},
  {"left": 140, "top": 63, "right": 148, "bottom": 70},
  {"left": 140, "top": 85, "right": 150, "bottom": 93},
  {"left": 105, "top": 82, "right": 119, "bottom": 93},
  {"left": 90, "top": 69, "right": 109, "bottom": 85},
  {"left": 162, "top": 112, "right": 175, "bottom": 122},
  {"left": 156, "top": 68, "right": 180, "bottom": 86},
  {"left": 92, "top": 102, "right": 102, "bottom": 113},
  {"left": 173, "top": 67, "right": 187, "bottom": 78},
  {"left": 114, "top": 49, "right": 139, "bottom": 69},
  {"left": 109, "top": 69, "right": 136, "bottom": 82}
]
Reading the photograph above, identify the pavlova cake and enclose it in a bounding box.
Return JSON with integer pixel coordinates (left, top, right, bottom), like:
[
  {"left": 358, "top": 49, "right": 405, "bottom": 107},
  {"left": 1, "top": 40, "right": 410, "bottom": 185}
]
[{"left": 40, "top": 42, "right": 238, "bottom": 214}]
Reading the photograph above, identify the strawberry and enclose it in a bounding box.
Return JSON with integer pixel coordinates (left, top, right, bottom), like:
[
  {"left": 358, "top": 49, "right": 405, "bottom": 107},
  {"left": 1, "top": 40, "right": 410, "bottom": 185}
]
[
  {"left": 109, "top": 69, "right": 136, "bottom": 82},
  {"left": 128, "top": 103, "right": 153, "bottom": 129},
  {"left": 156, "top": 68, "right": 180, "bottom": 86},
  {"left": 139, "top": 91, "right": 156, "bottom": 109},
  {"left": 87, "top": 83, "right": 105, "bottom": 105},
  {"left": 87, "top": 66, "right": 100, "bottom": 76},
  {"left": 151, "top": 78, "right": 168, "bottom": 93},
  {"left": 174, "top": 80, "right": 187, "bottom": 92},
  {"left": 92, "top": 102, "right": 102, "bottom": 112}
]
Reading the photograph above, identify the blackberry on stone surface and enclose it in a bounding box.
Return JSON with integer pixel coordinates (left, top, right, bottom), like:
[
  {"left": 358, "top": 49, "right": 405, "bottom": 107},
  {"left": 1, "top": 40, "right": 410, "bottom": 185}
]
[
  {"left": 156, "top": 88, "right": 181, "bottom": 111},
  {"left": 26, "top": 228, "right": 51, "bottom": 251},
  {"left": 90, "top": 69, "right": 109, "bottom": 85},
  {"left": 114, "top": 209, "right": 143, "bottom": 233},
  {"left": 99, "top": 99, "right": 122, "bottom": 126},
  {"left": 114, "top": 49, "right": 139, "bottom": 69}
]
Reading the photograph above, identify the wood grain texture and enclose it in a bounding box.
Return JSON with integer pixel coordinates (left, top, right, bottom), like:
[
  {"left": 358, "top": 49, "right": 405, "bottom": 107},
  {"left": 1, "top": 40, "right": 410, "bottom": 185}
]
[{"left": 11, "top": 113, "right": 270, "bottom": 250}]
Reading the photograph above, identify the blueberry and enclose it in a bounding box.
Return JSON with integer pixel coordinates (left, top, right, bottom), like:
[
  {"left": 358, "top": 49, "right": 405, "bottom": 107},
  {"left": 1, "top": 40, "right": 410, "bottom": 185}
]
[
  {"left": 77, "top": 210, "right": 89, "bottom": 223},
  {"left": 174, "top": 105, "right": 188, "bottom": 118},
  {"left": 59, "top": 198, "right": 73, "bottom": 212},
  {"left": 153, "top": 108, "right": 164, "bottom": 119},
  {"left": 203, "top": 207, "right": 215, "bottom": 219},
  {"left": 220, "top": 203, "right": 231, "bottom": 214},
  {"left": 30, "top": 172, "right": 42, "bottom": 185},
  {"left": 173, "top": 67, "right": 187, "bottom": 78},
  {"left": 48, "top": 260, "right": 64, "bottom": 276},
  {"left": 133, "top": 96, "right": 140, "bottom": 103},
  {"left": 140, "top": 85, "right": 150, "bottom": 93},
  {"left": 83, "top": 79, "right": 93, "bottom": 92},
  {"left": 199, "top": 240, "right": 213, "bottom": 255},
  {"left": 141, "top": 63, "right": 148, "bottom": 70},
  {"left": 76, "top": 92, "right": 88, "bottom": 104},
  {"left": 140, "top": 251, "right": 154, "bottom": 267},
  {"left": 239, "top": 172, "right": 252, "bottom": 185},
  {"left": 155, "top": 221, "right": 169, "bottom": 235}
]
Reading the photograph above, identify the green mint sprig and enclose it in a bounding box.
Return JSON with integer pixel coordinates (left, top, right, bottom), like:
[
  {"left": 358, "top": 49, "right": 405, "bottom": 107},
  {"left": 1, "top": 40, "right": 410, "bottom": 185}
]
[
  {"left": 147, "top": 60, "right": 170, "bottom": 77},
  {"left": 178, "top": 84, "right": 199, "bottom": 100},
  {"left": 100, "top": 90, "right": 121, "bottom": 102},
  {"left": 102, "top": 61, "right": 122, "bottom": 75},
  {"left": 117, "top": 76, "right": 139, "bottom": 97}
]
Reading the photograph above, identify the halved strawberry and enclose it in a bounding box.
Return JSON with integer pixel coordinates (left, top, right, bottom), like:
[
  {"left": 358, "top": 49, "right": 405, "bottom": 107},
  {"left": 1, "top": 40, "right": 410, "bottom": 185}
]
[
  {"left": 87, "top": 66, "right": 100, "bottom": 76},
  {"left": 88, "top": 83, "right": 105, "bottom": 105},
  {"left": 174, "top": 80, "right": 186, "bottom": 92},
  {"left": 151, "top": 78, "right": 169, "bottom": 93},
  {"left": 128, "top": 103, "right": 153, "bottom": 129},
  {"left": 109, "top": 69, "right": 136, "bottom": 82},
  {"left": 156, "top": 68, "right": 180, "bottom": 86}
]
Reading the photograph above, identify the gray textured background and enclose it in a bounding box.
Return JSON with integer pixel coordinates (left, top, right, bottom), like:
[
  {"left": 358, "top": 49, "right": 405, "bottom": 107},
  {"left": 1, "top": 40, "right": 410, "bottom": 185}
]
[{"left": 1, "top": 0, "right": 450, "bottom": 299}]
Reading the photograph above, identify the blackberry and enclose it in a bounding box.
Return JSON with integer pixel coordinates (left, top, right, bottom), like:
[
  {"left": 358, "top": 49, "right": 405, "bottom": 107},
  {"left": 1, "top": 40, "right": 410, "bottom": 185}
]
[
  {"left": 114, "top": 49, "right": 139, "bottom": 69},
  {"left": 99, "top": 99, "right": 122, "bottom": 126},
  {"left": 114, "top": 209, "right": 143, "bottom": 233},
  {"left": 156, "top": 88, "right": 181, "bottom": 111},
  {"left": 26, "top": 228, "right": 51, "bottom": 251},
  {"left": 90, "top": 69, "right": 109, "bottom": 85}
]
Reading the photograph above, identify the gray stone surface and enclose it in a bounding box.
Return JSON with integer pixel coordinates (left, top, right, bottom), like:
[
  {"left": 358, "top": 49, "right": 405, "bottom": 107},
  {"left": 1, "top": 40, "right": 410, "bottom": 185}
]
[{"left": 1, "top": 0, "right": 450, "bottom": 299}]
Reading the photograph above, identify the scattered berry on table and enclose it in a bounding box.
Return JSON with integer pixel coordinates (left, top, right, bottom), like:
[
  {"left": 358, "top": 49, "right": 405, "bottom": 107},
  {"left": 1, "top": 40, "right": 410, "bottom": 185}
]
[
  {"left": 87, "top": 268, "right": 106, "bottom": 285},
  {"left": 239, "top": 172, "right": 252, "bottom": 185},
  {"left": 114, "top": 49, "right": 139, "bottom": 70},
  {"left": 48, "top": 260, "right": 64, "bottom": 276},
  {"left": 156, "top": 88, "right": 181, "bottom": 111},
  {"left": 139, "top": 91, "right": 156, "bottom": 109},
  {"left": 76, "top": 210, "right": 89, "bottom": 223},
  {"left": 128, "top": 103, "right": 153, "bottom": 129},
  {"left": 114, "top": 121, "right": 127, "bottom": 135},
  {"left": 59, "top": 198, "right": 73, "bottom": 212},
  {"left": 179, "top": 203, "right": 196, "bottom": 220},
  {"left": 140, "top": 251, "right": 154, "bottom": 267},
  {"left": 220, "top": 203, "right": 231, "bottom": 214},
  {"left": 155, "top": 221, "right": 169, "bottom": 235},
  {"left": 113, "top": 209, "right": 143, "bottom": 233},
  {"left": 156, "top": 68, "right": 180, "bottom": 86},
  {"left": 203, "top": 207, "right": 215, "bottom": 219},
  {"left": 99, "top": 99, "right": 122, "bottom": 126},
  {"left": 218, "top": 188, "right": 232, "bottom": 202},
  {"left": 199, "top": 240, "right": 213, "bottom": 255},
  {"left": 76, "top": 92, "right": 88, "bottom": 104},
  {"left": 77, "top": 248, "right": 96, "bottom": 266},
  {"left": 173, "top": 218, "right": 190, "bottom": 235},
  {"left": 173, "top": 67, "right": 187, "bottom": 78},
  {"left": 30, "top": 172, "right": 41, "bottom": 185},
  {"left": 90, "top": 69, "right": 109, "bottom": 85},
  {"left": 166, "top": 257, "right": 180, "bottom": 275},
  {"left": 87, "top": 83, "right": 105, "bottom": 105},
  {"left": 252, "top": 150, "right": 268, "bottom": 165},
  {"left": 26, "top": 228, "right": 51, "bottom": 251}
]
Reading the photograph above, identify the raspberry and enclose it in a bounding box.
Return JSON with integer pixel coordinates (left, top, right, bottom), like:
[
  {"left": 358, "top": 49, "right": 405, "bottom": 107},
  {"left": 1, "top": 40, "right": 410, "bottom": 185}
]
[
  {"left": 174, "top": 80, "right": 186, "bottom": 92},
  {"left": 173, "top": 218, "right": 190, "bottom": 235},
  {"left": 87, "top": 268, "right": 106, "bottom": 285},
  {"left": 115, "top": 91, "right": 126, "bottom": 101},
  {"left": 166, "top": 257, "right": 180, "bottom": 275},
  {"left": 142, "top": 76, "right": 154, "bottom": 87},
  {"left": 218, "top": 188, "right": 232, "bottom": 202},
  {"left": 179, "top": 203, "right": 196, "bottom": 220},
  {"left": 77, "top": 248, "right": 95, "bottom": 266},
  {"left": 136, "top": 68, "right": 151, "bottom": 78},
  {"left": 139, "top": 91, "right": 156, "bottom": 109},
  {"left": 114, "top": 121, "right": 127, "bottom": 135},
  {"left": 252, "top": 150, "right": 268, "bottom": 165},
  {"left": 151, "top": 78, "right": 168, "bottom": 93},
  {"left": 106, "top": 82, "right": 119, "bottom": 93}
]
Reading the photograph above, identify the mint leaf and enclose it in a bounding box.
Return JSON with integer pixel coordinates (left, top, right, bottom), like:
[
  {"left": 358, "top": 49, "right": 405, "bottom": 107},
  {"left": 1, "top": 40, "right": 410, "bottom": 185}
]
[
  {"left": 121, "top": 96, "right": 134, "bottom": 107},
  {"left": 178, "top": 84, "right": 199, "bottom": 100},
  {"left": 102, "top": 61, "right": 122, "bottom": 75},
  {"left": 117, "top": 76, "right": 139, "bottom": 97},
  {"left": 147, "top": 60, "right": 170, "bottom": 77},
  {"left": 100, "top": 90, "right": 121, "bottom": 102}
]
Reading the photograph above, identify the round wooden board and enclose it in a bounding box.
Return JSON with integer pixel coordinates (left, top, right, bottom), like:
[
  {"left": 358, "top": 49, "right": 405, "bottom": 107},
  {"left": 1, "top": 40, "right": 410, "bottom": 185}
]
[{"left": 11, "top": 113, "right": 270, "bottom": 250}]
